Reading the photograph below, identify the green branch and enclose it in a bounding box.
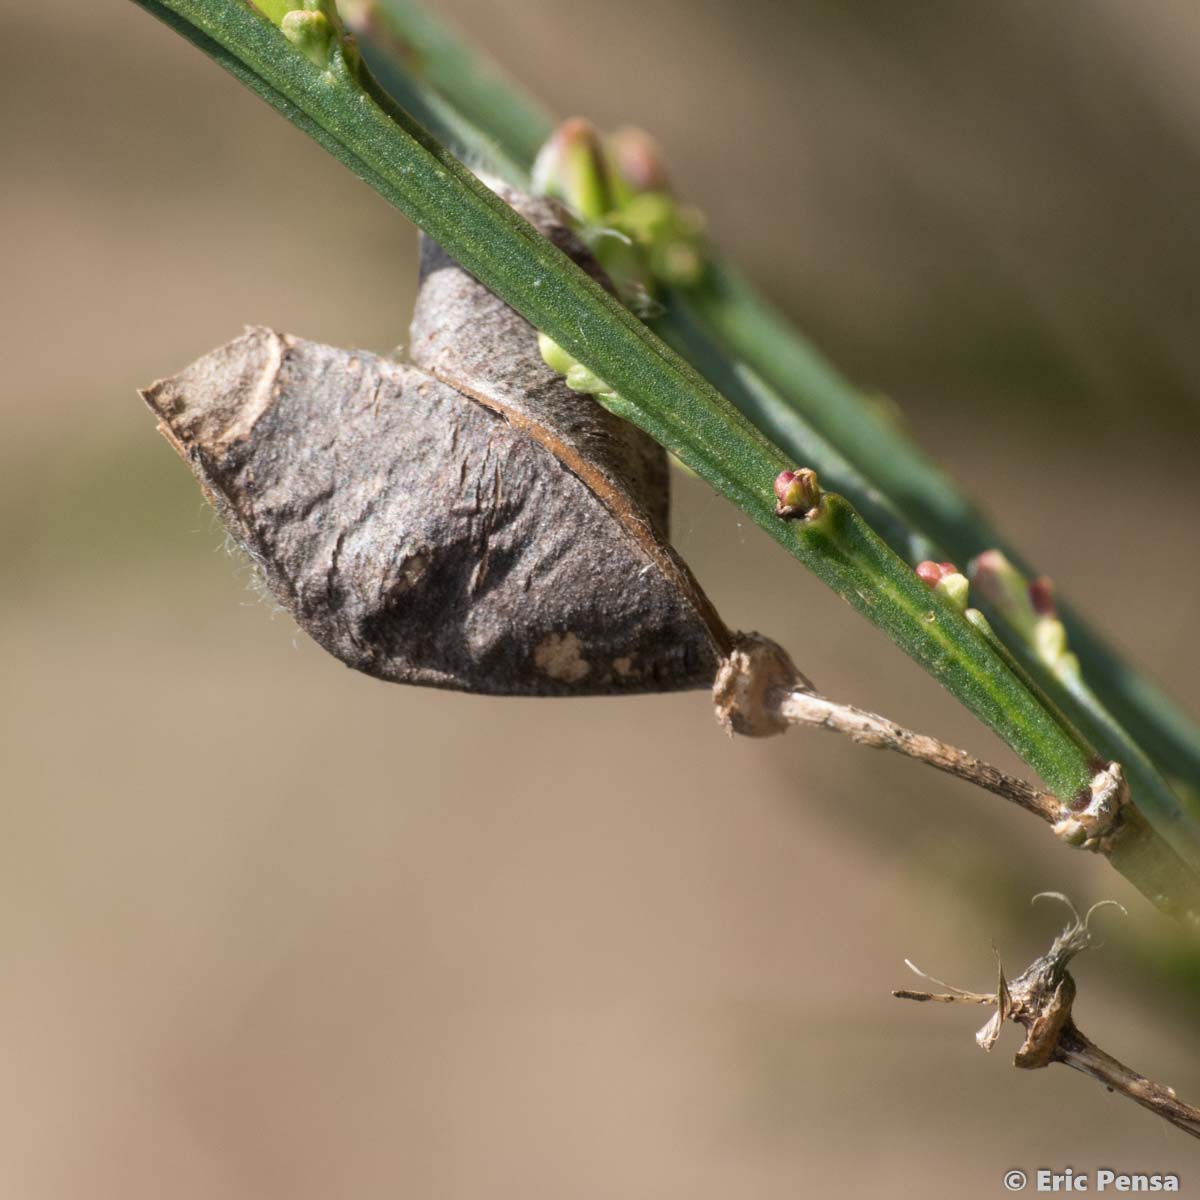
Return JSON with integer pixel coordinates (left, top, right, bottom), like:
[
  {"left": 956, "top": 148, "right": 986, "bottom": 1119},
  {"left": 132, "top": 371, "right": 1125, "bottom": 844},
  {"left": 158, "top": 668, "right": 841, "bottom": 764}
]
[
  {"left": 346, "top": 0, "right": 551, "bottom": 168},
  {"left": 682, "top": 260, "right": 1200, "bottom": 794}
]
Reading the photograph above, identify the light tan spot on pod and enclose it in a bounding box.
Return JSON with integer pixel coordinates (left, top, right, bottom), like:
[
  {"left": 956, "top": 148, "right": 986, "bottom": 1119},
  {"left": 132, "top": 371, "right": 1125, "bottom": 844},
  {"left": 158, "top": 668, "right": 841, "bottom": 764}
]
[{"left": 534, "top": 632, "right": 591, "bottom": 683}]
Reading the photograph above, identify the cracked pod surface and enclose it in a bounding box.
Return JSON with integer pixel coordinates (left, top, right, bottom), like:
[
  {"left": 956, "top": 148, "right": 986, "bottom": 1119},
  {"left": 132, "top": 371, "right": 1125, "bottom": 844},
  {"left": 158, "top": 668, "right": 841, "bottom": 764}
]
[
  {"left": 141, "top": 317, "right": 725, "bottom": 695},
  {"left": 141, "top": 184, "right": 726, "bottom": 694}
]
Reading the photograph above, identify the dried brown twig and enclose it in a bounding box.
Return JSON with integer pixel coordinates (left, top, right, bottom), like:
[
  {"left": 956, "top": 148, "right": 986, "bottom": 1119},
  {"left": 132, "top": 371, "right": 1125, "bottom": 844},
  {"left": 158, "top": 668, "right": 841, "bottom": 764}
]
[
  {"left": 713, "top": 632, "right": 1124, "bottom": 845},
  {"left": 894, "top": 894, "right": 1200, "bottom": 1140}
]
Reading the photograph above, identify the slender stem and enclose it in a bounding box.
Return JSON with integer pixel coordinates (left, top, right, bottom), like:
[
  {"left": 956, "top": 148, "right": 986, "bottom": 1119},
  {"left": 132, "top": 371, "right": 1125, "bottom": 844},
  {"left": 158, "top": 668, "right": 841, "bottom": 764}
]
[
  {"left": 681, "top": 262, "right": 1200, "bottom": 796},
  {"left": 895, "top": 907, "right": 1200, "bottom": 1141},
  {"left": 898, "top": 982, "right": 1200, "bottom": 1140},
  {"left": 357, "top": 0, "right": 553, "bottom": 168},
  {"left": 715, "top": 633, "right": 1200, "bottom": 923},
  {"left": 682, "top": 260, "right": 982, "bottom": 556},
  {"left": 970, "top": 554, "right": 1200, "bottom": 871},
  {"left": 1064, "top": 610, "right": 1200, "bottom": 790},
  {"left": 650, "top": 293, "right": 939, "bottom": 565},
  {"left": 716, "top": 631, "right": 1096, "bottom": 842},
  {"left": 354, "top": 27, "right": 531, "bottom": 186},
  {"left": 1033, "top": 640, "right": 1200, "bottom": 866},
  {"left": 775, "top": 690, "right": 1060, "bottom": 824},
  {"left": 1055, "top": 1024, "right": 1200, "bottom": 1140}
]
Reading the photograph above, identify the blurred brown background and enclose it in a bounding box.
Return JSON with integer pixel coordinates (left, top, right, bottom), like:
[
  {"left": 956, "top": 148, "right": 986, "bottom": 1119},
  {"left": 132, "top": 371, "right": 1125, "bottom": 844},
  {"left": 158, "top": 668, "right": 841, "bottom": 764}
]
[{"left": 4, "top": 1, "right": 1200, "bottom": 1195}]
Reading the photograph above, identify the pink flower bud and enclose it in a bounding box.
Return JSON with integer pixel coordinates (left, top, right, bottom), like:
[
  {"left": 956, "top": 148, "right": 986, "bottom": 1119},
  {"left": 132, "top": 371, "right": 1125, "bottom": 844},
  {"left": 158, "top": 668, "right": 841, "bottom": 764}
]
[
  {"left": 773, "top": 468, "right": 820, "bottom": 518},
  {"left": 608, "top": 126, "right": 671, "bottom": 194},
  {"left": 1029, "top": 575, "right": 1057, "bottom": 617},
  {"left": 915, "top": 560, "right": 960, "bottom": 589},
  {"left": 916, "top": 560, "right": 969, "bottom": 611},
  {"left": 531, "top": 118, "right": 614, "bottom": 225},
  {"left": 915, "top": 561, "right": 942, "bottom": 588}
]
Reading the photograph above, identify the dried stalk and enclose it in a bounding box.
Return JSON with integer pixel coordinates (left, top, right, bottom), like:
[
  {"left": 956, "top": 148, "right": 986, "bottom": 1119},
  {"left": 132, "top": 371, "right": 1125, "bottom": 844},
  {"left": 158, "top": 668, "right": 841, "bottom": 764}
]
[
  {"left": 894, "top": 895, "right": 1200, "bottom": 1140},
  {"left": 713, "top": 633, "right": 1115, "bottom": 844},
  {"left": 775, "top": 690, "right": 1059, "bottom": 824},
  {"left": 1054, "top": 1025, "right": 1200, "bottom": 1139}
]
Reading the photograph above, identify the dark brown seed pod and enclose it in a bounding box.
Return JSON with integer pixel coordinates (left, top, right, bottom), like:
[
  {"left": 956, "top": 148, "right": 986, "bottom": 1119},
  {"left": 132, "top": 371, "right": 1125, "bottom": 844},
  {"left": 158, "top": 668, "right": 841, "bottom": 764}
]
[
  {"left": 140, "top": 191, "right": 728, "bottom": 695},
  {"left": 410, "top": 187, "right": 669, "bottom": 537}
]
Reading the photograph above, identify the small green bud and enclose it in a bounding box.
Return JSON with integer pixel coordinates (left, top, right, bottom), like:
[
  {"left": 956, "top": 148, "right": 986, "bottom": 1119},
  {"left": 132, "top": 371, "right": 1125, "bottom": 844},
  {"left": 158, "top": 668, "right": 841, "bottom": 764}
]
[
  {"left": 532, "top": 121, "right": 708, "bottom": 296},
  {"left": 938, "top": 572, "right": 970, "bottom": 613},
  {"left": 618, "top": 192, "right": 706, "bottom": 288},
  {"left": 1035, "top": 618, "right": 1068, "bottom": 665},
  {"left": 653, "top": 238, "right": 705, "bottom": 288},
  {"left": 565, "top": 361, "right": 610, "bottom": 396},
  {"left": 964, "top": 607, "right": 998, "bottom": 641},
  {"left": 281, "top": 10, "right": 335, "bottom": 67},
  {"left": 615, "top": 192, "right": 676, "bottom": 243},
  {"left": 537, "top": 333, "right": 617, "bottom": 403},
  {"left": 537, "top": 332, "right": 577, "bottom": 378},
  {"left": 532, "top": 118, "right": 616, "bottom": 226}
]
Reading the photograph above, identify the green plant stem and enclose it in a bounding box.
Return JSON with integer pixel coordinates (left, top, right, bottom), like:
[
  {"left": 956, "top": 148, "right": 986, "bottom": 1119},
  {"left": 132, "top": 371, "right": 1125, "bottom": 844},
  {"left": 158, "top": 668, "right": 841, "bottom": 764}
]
[
  {"left": 681, "top": 262, "right": 1200, "bottom": 793},
  {"left": 680, "top": 260, "right": 983, "bottom": 549},
  {"left": 353, "top": 0, "right": 551, "bottom": 168},
  {"left": 350, "top": 0, "right": 1200, "bottom": 799},
  {"left": 355, "top": 32, "right": 530, "bottom": 186},
  {"left": 1056, "top": 659, "right": 1200, "bottom": 870},
  {"left": 659, "top": 286, "right": 1200, "bottom": 869},
  {"left": 1057, "top": 600, "right": 1200, "bottom": 791},
  {"left": 320, "top": 19, "right": 942, "bottom": 574},
  {"left": 651, "top": 292, "right": 939, "bottom": 566},
  {"left": 130, "top": 0, "right": 1200, "bottom": 923}
]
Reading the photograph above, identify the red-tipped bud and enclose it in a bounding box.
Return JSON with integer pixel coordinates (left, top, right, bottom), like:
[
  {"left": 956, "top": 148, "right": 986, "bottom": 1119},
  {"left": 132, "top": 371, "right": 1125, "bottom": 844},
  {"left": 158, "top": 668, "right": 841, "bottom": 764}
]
[
  {"left": 915, "top": 561, "right": 942, "bottom": 588},
  {"left": 608, "top": 126, "right": 671, "bottom": 195},
  {"left": 967, "top": 550, "right": 1012, "bottom": 607},
  {"left": 916, "top": 560, "right": 959, "bottom": 588},
  {"left": 916, "top": 560, "right": 968, "bottom": 611},
  {"left": 970, "top": 550, "right": 1075, "bottom": 672},
  {"left": 532, "top": 117, "right": 615, "bottom": 225},
  {"left": 1029, "top": 575, "right": 1057, "bottom": 617},
  {"left": 773, "top": 468, "right": 820, "bottom": 518}
]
